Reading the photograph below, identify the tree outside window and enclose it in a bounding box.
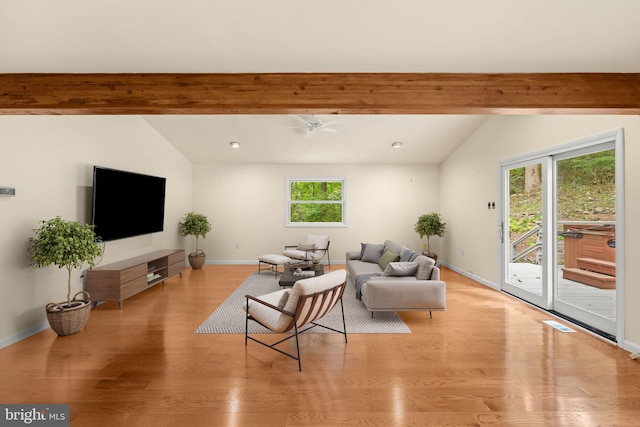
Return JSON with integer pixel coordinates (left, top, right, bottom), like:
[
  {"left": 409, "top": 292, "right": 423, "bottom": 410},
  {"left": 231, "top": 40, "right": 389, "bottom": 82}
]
[{"left": 286, "top": 178, "right": 346, "bottom": 227}]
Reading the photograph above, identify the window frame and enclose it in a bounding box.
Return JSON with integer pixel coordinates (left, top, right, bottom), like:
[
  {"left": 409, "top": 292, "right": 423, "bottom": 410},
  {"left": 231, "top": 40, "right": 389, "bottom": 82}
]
[{"left": 285, "top": 176, "right": 347, "bottom": 228}]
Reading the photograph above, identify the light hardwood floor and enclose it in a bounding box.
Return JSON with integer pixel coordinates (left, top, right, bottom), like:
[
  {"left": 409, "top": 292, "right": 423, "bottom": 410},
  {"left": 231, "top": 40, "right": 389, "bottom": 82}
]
[{"left": 1, "top": 265, "right": 639, "bottom": 426}]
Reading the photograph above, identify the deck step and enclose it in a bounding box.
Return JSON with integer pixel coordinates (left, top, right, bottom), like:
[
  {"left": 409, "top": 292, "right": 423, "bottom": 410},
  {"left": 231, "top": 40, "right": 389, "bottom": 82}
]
[
  {"left": 576, "top": 257, "right": 616, "bottom": 277},
  {"left": 562, "top": 268, "right": 616, "bottom": 289}
]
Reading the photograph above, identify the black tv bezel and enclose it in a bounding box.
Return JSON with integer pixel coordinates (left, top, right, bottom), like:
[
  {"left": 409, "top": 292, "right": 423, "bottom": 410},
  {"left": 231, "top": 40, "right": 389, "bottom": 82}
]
[{"left": 91, "top": 166, "right": 167, "bottom": 242}]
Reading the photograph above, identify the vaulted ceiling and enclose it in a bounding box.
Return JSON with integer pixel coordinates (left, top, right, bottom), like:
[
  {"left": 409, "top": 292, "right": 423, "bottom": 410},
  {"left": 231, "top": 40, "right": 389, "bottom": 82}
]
[{"left": 2, "top": 1, "right": 639, "bottom": 164}]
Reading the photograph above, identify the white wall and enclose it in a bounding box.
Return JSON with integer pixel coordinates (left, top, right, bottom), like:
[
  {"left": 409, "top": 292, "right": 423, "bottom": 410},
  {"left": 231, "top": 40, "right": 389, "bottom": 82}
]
[
  {"left": 192, "top": 163, "right": 440, "bottom": 263},
  {"left": 0, "top": 116, "right": 192, "bottom": 345},
  {"left": 439, "top": 115, "right": 640, "bottom": 348},
  {"left": 6, "top": 113, "right": 638, "bottom": 351}
]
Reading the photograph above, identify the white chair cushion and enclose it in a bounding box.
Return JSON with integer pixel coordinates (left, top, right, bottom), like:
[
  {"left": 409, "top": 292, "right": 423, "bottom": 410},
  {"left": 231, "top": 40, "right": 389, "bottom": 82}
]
[
  {"left": 243, "top": 289, "right": 292, "bottom": 333},
  {"left": 258, "top": 254, "right": 291, "bottom": 265},
  {"left": 282, "top": 248, "right": 324, "bottom": 261},
  {"left": 304, "top": 234, "right": 329, "bottom": 254},
  {"left": 283, "top": 234, "right": 330, "bottom": 262},
  {"left": 244, "top": 270, "right": 347, "bottom": 333}
]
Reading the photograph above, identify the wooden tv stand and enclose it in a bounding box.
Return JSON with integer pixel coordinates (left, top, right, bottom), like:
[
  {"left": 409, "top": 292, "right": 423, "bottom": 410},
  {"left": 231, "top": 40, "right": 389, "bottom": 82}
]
[{"left": 86, "top": 249, "right": 185, "bottom": 309}]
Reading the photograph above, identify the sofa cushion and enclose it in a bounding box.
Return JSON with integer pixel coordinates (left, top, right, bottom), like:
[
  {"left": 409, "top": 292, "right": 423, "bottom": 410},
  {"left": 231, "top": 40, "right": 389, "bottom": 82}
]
[
  {"left": 361, "top": 278, "right": 445, "bottom": 311},
  {"left": 383, "top": 261, "right": 419, "bottom": 277},
  {"left": 361, "top": 243, "right": 385, "bottom": 263},
  {"left": 383, "top": 240, "right": 403, "bottom": 255},
  {"left": 415, "top": 255, "right": 436, "bottom": 280},
  {"left": 378, "top": 250, "right": 400, "bottom": 270},
  {"left": 400, "top": 248, "right": 420, "bottom": 262},
  {"left": 348, "top": 259, "right": 384, "bottom": 279}
]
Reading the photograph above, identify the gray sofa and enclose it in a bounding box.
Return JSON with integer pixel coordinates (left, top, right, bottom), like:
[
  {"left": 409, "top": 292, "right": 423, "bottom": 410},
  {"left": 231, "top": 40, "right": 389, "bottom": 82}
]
[{"left": 346, "top": 240, "right": 446, "bottom": 316}]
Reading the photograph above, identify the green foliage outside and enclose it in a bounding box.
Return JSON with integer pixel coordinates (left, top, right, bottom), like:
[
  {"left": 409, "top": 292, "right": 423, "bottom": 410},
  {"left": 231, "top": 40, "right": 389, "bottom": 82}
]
[
  {"left": 290, "top": 203, "right": 342, "bottom": 223},
  {"left": 509, "top": 149, "right": 615, "bottom": 234},
  {"left": 290, "top": 181, "right": 342, "bottom": 201},
  {"left": 290, "top": 181, "right": 343, "bottom": 223},
  {"left": 28, "top": 216, "right": 104, "bottom": 304},
  {"left": 509, "top": 150, "right": 615, "bottom": 196},
  {"left": 558, "top": 151, "right": 615, "bottom": 186},
  {"left": 509, "top": 214, "right": 542, "bottom": 234}
]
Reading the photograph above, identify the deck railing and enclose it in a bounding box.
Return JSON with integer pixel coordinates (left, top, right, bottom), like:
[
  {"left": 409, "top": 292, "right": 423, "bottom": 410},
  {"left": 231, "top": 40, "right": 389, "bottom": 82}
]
[
  {"left": 510, "top": 223, "right": 541, "bottom": 263},
  {"left": 510, "top": 221, "right": 614, "bottom": 265}
]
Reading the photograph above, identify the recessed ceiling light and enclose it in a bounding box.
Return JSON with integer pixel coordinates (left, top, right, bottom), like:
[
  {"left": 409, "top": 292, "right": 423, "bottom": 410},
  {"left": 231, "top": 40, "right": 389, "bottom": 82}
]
[
  {"left": 391, "top": 141, "right": 403, "bottom": 149},
  {"left": 229, "top": 141, "right": 240, "bottom": 149}
]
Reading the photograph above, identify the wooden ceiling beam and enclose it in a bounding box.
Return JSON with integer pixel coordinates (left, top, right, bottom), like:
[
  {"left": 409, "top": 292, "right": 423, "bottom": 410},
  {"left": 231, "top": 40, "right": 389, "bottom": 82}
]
[{"left": 1, "top": 73, "right": 639, "bottom": 115}]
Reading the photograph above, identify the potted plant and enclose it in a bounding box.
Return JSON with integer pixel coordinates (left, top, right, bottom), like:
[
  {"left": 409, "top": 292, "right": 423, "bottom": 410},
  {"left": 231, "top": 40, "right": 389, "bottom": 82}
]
[
  {"left": 179, "top": 212, "right": 211, "bottom": 269},
  {"left": 414, "top": 212, "right": 447, "bottom": 261},
  {"left": 28, "top": 216, "right": 104, "bottom": 336}
]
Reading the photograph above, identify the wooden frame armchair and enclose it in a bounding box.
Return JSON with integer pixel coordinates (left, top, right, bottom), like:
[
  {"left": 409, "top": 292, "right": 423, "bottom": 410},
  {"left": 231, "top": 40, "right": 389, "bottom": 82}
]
[
  {"left": 283, "top": 234, "right": 331, "bottom": 268},
  {"left": 243, "top": 269, "right": 347, "bottom": 371}
]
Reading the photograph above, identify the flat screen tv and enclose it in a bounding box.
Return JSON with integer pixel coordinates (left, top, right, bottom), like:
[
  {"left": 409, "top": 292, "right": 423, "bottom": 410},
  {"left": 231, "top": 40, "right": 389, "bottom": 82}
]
[{"left": 91, "top": 166, "right": 166, "bottom": 242}]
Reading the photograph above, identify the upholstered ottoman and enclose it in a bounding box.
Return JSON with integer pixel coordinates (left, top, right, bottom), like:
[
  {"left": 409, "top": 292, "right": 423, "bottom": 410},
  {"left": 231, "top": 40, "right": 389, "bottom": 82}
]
[{"left": 258, "top": 254, "right": 291, "bottom": 276}]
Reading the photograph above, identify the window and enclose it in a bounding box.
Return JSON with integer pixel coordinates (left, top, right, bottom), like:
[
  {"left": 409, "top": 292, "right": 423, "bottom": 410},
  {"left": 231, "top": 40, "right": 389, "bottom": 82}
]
[{"left": 286, "top": 177, "right": 346, "bottom": 227}]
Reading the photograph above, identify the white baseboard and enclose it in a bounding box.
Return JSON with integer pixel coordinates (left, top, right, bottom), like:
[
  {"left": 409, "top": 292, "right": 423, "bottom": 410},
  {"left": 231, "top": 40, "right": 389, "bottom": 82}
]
[
  {"left": 438, "top": 261, "right": 500, "bottom": 290},
  {"left": 620, "top": 339, "right": 640, "bottom": 356},
  {"left": 0, "top": 321, "right": 49, "bottom": 349}
]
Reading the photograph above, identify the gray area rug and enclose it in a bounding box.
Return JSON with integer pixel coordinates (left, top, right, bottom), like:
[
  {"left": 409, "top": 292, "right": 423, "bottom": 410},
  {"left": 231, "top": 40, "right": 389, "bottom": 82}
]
[{"left": 195, "top": 271, "right": 411, "bottom": 334}]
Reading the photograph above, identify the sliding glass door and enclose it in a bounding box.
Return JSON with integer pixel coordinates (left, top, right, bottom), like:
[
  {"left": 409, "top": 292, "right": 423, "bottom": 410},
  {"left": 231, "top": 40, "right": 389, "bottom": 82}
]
[
  {"left": 553, "top": 146, "right": 617, "bottom": 336},
  {"left": 500, "top": 130, "right": 623, "bottom": 339},
  {"left": 502, "top": 159, "right": 550, "bottom": 309}
]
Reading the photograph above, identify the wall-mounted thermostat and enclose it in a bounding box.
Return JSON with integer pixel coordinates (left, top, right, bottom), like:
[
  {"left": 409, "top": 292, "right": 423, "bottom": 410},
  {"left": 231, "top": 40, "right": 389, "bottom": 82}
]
[{"left": 0, "top": 187, "right": 16, "bottom": 197}]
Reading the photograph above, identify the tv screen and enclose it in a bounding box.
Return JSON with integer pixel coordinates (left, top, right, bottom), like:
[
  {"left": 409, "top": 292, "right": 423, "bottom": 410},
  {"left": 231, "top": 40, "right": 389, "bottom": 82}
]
[{"left": 91, "top": 166, "right": 166, "bottom": 242}]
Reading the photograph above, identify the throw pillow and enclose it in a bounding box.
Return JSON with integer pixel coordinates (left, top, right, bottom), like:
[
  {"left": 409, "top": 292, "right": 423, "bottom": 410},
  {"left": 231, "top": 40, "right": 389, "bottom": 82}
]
[
  {"left": 297, "top": 242, "right": 317, "bottom": 251},
  {"left": 361, "top": 243, "right": 385, "bottom": 263},
  {"left": 383, "top": 261, "right": 419, "bottom": 277},
  {"left": 378, "top": 250, "right": 400, "bottom": 270},
  {"left": 416, "top": 256, "right": 436, "bottom": 280},
  {"left": 359, "top": 243, "right": 367, "bottom": 259},
  {"left": 400, "top": 248, "right": 419, "bottom": 262},
  {"left": 277, "top": 290, "right": 290, "bottom": 309},
  {"left": 360, "top": 242, "right": 380, "bottom": 259}
]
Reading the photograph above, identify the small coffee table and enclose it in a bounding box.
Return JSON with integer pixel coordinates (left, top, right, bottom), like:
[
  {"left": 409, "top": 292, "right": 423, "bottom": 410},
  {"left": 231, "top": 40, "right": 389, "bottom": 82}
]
[{"left": 279, "top": 263, "right": 325, "bottom": 287}]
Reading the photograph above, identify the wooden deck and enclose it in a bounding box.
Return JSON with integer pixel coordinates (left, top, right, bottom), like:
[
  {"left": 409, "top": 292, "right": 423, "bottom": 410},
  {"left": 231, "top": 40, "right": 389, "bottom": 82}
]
[{"left": 509, "top": 263, "right": 616, "bottom": 320}]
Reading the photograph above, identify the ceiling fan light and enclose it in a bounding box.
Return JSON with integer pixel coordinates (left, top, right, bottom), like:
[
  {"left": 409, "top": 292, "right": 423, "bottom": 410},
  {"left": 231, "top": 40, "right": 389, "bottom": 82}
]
[
  {"left": 229, "top": 141, "right": 240, "bottom": 149},
  {"left": 391, "top": 141, "right": 403, "bottom": 149}
]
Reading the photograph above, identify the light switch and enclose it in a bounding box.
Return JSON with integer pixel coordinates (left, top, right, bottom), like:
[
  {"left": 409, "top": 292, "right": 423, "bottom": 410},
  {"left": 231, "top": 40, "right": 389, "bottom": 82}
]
[{"left": 0, "top": 187, "right": 15, "bottom": 197}]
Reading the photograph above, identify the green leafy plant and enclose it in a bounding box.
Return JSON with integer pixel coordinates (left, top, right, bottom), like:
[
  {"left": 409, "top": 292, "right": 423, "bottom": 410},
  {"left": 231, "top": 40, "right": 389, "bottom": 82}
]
[
  {"left": 28, "top": 216, "right": 104, "bottom": 305},
  {"left": 414, "top": 212, "right": 447, "bottom": 251},
  {"left": 509, "top": 214, "right": 542, "bottom": 233},
  {"left": 178, "top": 212, "right": 211, "bottom": 255}
]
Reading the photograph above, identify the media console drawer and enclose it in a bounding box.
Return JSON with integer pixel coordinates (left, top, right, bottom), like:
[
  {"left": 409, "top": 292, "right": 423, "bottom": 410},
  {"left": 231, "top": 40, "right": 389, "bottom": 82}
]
[
  {"left": 121, "top": 265, "right": 148, "bottom": 283},
  {"left": 86, "top": 249, "right": 185, "bottom": 309}
]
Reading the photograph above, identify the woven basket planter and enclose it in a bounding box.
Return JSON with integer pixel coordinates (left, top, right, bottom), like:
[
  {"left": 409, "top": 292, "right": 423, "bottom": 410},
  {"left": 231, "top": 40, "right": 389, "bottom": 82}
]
[
  {"left": 188, "top": 251, "right": 206, "bottom": 269},
  {"left": 45, "top": 291, "right": 92, "bottom": 336}
]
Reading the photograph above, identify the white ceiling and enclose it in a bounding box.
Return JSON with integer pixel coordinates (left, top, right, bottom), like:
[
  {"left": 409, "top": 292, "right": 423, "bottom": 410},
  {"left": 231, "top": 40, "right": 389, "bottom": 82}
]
[
  {"left": 3, "top": 0, "right": 639, "bottom": 164},
  {"left": 143, "top": 114, "right": 488, "bottom": 164}
]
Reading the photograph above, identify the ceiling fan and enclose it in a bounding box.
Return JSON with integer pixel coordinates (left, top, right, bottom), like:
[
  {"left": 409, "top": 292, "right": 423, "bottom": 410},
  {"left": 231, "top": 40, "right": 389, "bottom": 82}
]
[{"left": 288, "top": 114, "right": 343, "bottom": 138}]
